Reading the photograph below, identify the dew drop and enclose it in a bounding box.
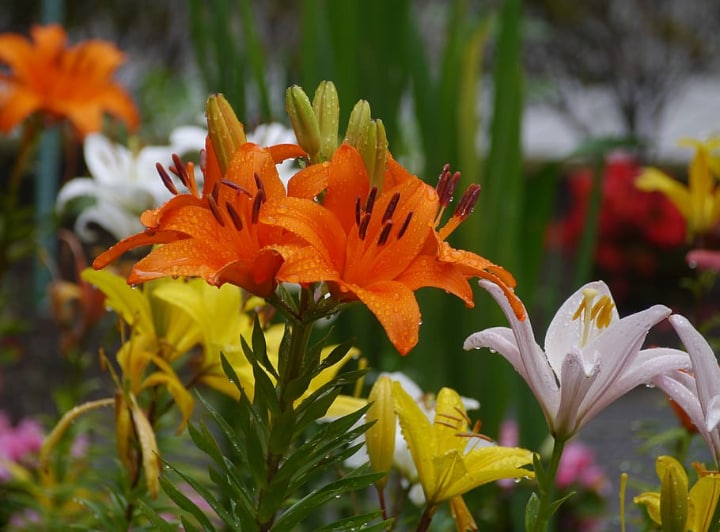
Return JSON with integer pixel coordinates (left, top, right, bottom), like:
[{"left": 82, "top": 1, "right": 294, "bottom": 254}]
[
  {"left": 645, "top": 383, "right": 655, "bottom": 389},
  {"left": 489, "top": 348, "right": 497, "bottom": 354}
]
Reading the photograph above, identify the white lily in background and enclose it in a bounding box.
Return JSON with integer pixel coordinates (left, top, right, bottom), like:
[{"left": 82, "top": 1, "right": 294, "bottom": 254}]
[
  {"left": 464, "top": 280, "right": 690, "bottom": 441},
  {"left": 56, "top": 122, "right": 298, "bottom": 244},
  {"left": 652, "top": 314, "right": 720, "bottom": 466},
  {"left": 56, "top": 126, "right": 207, "bottom": 243}
]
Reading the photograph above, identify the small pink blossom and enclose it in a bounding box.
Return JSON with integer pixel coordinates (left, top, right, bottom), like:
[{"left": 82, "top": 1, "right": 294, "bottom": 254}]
[
  {"left": 555, "top": 441, "right": 607, "bottom": 492},
  {"left": 687, "top": 249, "right": 720, "bottom": 273},
  {"left": 0, "top": 410, "right": 45, "bottom": 481}
]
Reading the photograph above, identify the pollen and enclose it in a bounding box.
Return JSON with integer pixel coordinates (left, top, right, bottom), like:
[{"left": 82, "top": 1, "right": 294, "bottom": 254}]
[{"left": 573, "top": 288, "right": 615, "bottom": 346}]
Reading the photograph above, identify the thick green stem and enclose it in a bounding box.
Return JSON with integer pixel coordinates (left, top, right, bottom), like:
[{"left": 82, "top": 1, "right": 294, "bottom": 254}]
[
  {"left": 532, "top": 437, "right": 566, "bottom": 532},
  {"left": 416, "top": 504, "right": 437, "bottom": 532}
]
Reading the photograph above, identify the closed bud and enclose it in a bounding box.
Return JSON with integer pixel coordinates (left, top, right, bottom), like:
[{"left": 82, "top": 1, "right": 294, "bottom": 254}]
[
  {"left": 658, "top": 456, "right": 688, "bottom": 531},
  {"left": 206, "top": 94, "right": 246, "bottom": 174},
  {"left": 286, "top": 85, "right": 321, "bottom": 163},
  {"left": 312, "top": 80, "right": 340, "bottom": 162},
  {"left": 345, "top": 99, "right": 371, "bottom": 148},
  {"left": 366, "top": 376, "right": 396, "bottom": 490}
]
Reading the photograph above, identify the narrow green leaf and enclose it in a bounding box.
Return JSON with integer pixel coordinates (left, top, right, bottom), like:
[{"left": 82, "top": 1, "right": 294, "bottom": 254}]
[
  {"left": 272, "top": 469, "right": 384, "bottom": 531},
  {"left": 160, "top": 475, "right": 215, "bottom": 531},
  {"left": 315, "top": 512, "right": 390, "bottom": 531},
  {"left": 252, "top": 315, "right": 278, "bottom": 380},
  {"left": 135, "top": 498, "right": 180, "bottom": 532}
]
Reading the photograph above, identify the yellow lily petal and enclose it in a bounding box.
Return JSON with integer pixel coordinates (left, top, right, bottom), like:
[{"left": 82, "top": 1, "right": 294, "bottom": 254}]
[
  {"left": 81, "top": 268, "right": 153, "bottom": 335},
  {"left": 449, "top": 496, "right": 478, "bottom": 532},
  {"left": 634, "top": 492, "right": 661, "bottom": 524},
  {"left": 128, "top": 392, "right": 160, "bottom": 498},
  {"left": 636, "top": 168, "right": 691, "bottom": 221},
  {"left": 687, "top": 472, "right": 720, "bottom": 531}
]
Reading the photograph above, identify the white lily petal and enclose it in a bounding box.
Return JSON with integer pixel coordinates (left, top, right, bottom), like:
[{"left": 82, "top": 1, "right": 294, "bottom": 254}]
[
  {"left": 554, "top": 349, "right": 599, "bottom": 438},
  {"left": 580, "top": 347, "right": 691, "bottom": 426},
  {"left": 84, "top": 133, "right": 133, "bottom": 186},
  {"left": 74, "top": 202, "right": 144, "bottom": 242},
  {"left": 544, "top": 280, "right": 618, "bottom": 374},
  {"left": 56, "top": 178, "right": 101, "bottom": 210},
  {"left": 707, "top": 396, "right": 720, "bottom": 433},
  {"left": 670, "top": 314, "right": 720, "bottom": 418},
  {"left": 169, "top": 126, "right": 207, "bottom": 154}
]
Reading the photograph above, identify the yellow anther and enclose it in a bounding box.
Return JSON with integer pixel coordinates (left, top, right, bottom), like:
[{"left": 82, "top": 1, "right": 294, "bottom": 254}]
[{"left": 573, "top": 288, "right": 614, "bottom": 346}]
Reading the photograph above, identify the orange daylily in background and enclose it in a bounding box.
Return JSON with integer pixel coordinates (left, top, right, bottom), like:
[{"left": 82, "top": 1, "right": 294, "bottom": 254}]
[
  {"left": 273, "top": 143, "right": 522, "bottom": 354},
  {"left": 0, "top": 23, "right": 139, "bottom": 135},
  {"left": 94, "top": 141, "right": 305, "bottom": 297}
]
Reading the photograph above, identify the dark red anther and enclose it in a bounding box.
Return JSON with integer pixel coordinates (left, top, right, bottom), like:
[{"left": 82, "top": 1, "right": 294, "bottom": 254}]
[
  {"left": 171, "top": 154, "right": 192, "bottom": 189},
  {"left": 397, "top": 212, "right": 413, "bottom": 239},
  {"left": 220, "top": 179, "right": 252, "bottom": 197},
  {"left": 381, "top": 192, "right": 401, "bottom": 224},
  {"left": 208, "top": 194, "right": 225, "bottom": 226},
  {"left": 436, "top": 163, "right": 461, "bottom": 208},
  {"left": 211, "top": 183, "right": 220, "bottom": 203},
  {"left": 454, "top": 184, "right": 482, "bottom": 220},
  {"left": 225, "top": 201, "right": 244, "bottom": 231},
  {"left": 251, "top": 193, "right": 264, "bottom": 224},
  {"left": 377, "top": 222, "right": 393, "bottom": 246},
  {"left": 358, "top": 213, "right": 371, "bottom": 240},
  {"left": 365, "top": 187, "right": 378, "bottom": 214},
  {"left": 254, "top": 172, "right": 265, "bottom": 194},
  {"left": 355, "top": 196, "right": 362, "bottom": 226},
  {"left": 156, "top": 163, "right": 179, "bottom": 195}
]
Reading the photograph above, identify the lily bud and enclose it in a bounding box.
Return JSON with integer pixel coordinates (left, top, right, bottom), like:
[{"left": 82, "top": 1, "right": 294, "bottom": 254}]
[
  {"left": 206, "top": 94, "right": 246, "bottom": 174},
  {"left": 366, "top": 376, "right": 396, "bottom": 490},
  {"left": 368, "top": 119, "right": 387, "bottom": 189},
  {"left": 658, "top": 456, "right": 688, "bottom": 531},
  {"left": 312, "top": 80, "right": 340, "bottom": 162},
  {"left": 345, "top": 99, "right": 371, "bottom": 148},
  {"left": 286, "top": 85, "right": 321, "bottom": 163}
]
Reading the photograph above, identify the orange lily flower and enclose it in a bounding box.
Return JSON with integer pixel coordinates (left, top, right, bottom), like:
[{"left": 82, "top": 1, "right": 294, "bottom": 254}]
[
  {"left": 93, "top": 141, "right": 305, "bottom": 297},
  {"left": 272, "top": 143, "right": 522, "bottom": 354},
  {"left": 0, "top": 24, "right": 139, "bottom": 135}
]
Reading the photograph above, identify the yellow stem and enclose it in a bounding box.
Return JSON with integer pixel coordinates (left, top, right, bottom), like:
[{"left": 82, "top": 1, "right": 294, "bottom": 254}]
[{"left": 39, "top": 397, "right": 115, "bottom": 483}]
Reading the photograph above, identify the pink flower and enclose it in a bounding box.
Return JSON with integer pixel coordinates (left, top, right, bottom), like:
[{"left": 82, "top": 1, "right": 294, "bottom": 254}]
[
  {"left": 687, "top": 249, "right": 720, "bottom": 273},
  {"left": 556, "top": 441, "right": 607, "bottom": 492},
  {"left": 0, "top": 411, "right": 45, "bottom": 481}
]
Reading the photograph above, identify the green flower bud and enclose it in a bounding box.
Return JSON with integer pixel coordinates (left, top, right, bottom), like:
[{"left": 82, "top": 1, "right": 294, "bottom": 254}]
[
  {"left": 659, "top": 456, "right": 688, "bottom": 532},
  {"left": 366, "top": 376, "right": 396, "bottom": 491},
  {"left": 206, "top": 94, "right": 246, "bottom": 174},
  {"left": 286, "top": 85, "right": 321, "bottom": 163},
  {"left": 345, "top": 99, "right": 371, "bottom": 148},
  {"left": 312, "top": 80, "right": 340, "bottom": 162}
]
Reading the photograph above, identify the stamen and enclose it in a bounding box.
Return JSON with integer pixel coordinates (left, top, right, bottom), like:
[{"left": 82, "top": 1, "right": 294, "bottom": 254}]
[
  {"left": 436, "top": 163, "right": 461, "bottom": 208},
  {"left": 454, "top": 184, "right": 482, "bottom": 220},
  {"left": 397, "top": 212, "right": 413, "bottom": 239},
  {"left": 156, "top": 163, "right": 178, "bottom": 195},
  {"left": 377, "top": 222, "right": 393, "bottom": 245},
  {"left": 358, "top": 213, "right": 371, "bottom": 240},
  {"left": 355, "top": 196, "right": 362, "bottom": 226},
  {"left": 365, "top": 187, "right": 378, "bottom": 214},
  {"left": 251, "top": 193, "right": 263, "bottom": 224},
  {"left": 381, "top": 192, "right": 401, "bottom": 224},
  {"left": 171, "top": 154, "right": 192, "bottom": 189},
  {"left": 225, "top": 202, "right": 244, "bottom": 231},
  {"left": 254, "top": 172, "right": 265, "bottom": 194},
  {"left": 211, "top": 183, "right": 219, "bottom": 203},
  {"left": 220, "top": 179, "right": 252, "bottom": 198},
  {"left": 207, "top": 195, "right": 225, "bottom": 227}
]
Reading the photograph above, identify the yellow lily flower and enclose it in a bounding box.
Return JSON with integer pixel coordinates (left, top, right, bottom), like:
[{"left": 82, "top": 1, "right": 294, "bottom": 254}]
[
  {"left": 636, "top": 138, "right": 720, "bottom": 238},
  {"left": 152, "top": 279, "right": 366, "bottom": 418},
  {"left": 634, "top": 456, "right": 720, "bottom": 531},
  {"left": 393, "top": 383, "right": 534, "bottom": 530},
  {"left": 81, "top": 268, "right": 203, "bottom": 429}
]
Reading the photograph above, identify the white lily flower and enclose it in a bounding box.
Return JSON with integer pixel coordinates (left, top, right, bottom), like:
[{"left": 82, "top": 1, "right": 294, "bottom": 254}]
[
  {"left": 652, "top": 314, "right": 720, "bottom": 466},
  {"left": 464, "top": 280, "right": 690, "bottom": 441},
  {"left": 56, "top": 126, "right": 207, "bottom": 243}
]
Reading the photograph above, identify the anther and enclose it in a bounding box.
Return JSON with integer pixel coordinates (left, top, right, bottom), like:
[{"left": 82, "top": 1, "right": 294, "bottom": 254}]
[
  {"left": 377, "top": 222, "right": 393, "bottom": 245},
  {"left": 220, "top": 179, "right": 252, "bottom": 197},
  {"left": 254, "top": 172, "right": 265, "bottom": 194},
  {"left": 454, "top": 184, "right": 481, "bottom": 220},
  {"left": 171, "top": 154, "right": 192, "bottom": 189},
  {"left": 156, "top": 163, "right": 179, "bottom": 195},
  {"left": 251, "top": 193, "right": 263, "bottom": 224},
  {"left": 358, "top": 213, "right": 371, "bottom": 240},
  {"left": 211, "top": 183, "right": 219, "bottom": 203},
  {"left": 436, "top": 163, "right": 461, "bottom": 207},
  {"left": 225, "top": 202, "right": 244, "bottom": 231},
  {"left": 207, "top": 195, "right": 225, "bottom": 226},
  {"left": 397, "top": 212, "right": 413, "bottom": 239},
  {"left": 381, "top": 192, "right": 400, "bottom": 224},
  {"left": 355, "top": 197, "right": 362, "bottom": 226},
  {"left": 365, "top": 187, "right": 378, "bottom": 214}
]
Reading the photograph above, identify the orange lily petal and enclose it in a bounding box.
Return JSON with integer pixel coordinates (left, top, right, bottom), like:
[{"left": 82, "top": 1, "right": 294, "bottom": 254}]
[
  {"left": 267, "top": 143, "right": 306, "bottom": 164},
  {"left": 347, "top": 280, "right": 421, "bottom": 355}
]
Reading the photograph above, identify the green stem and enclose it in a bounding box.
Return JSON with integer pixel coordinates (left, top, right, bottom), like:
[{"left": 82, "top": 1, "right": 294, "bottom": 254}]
[
  {"left": 532, "top": 437, "right": 566, "bottom": 532},
  {"left": 416, "top": 504, "right": 437, "bottom": 532}
]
